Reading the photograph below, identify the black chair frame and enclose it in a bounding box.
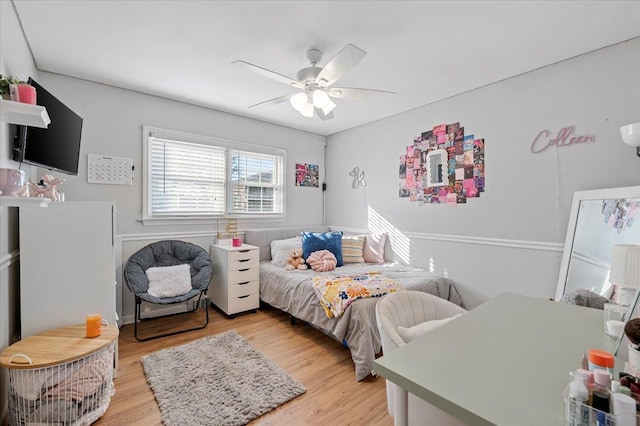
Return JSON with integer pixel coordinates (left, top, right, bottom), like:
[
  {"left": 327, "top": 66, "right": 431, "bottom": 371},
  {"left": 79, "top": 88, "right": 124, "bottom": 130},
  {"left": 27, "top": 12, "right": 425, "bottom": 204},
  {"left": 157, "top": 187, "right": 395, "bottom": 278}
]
[
  {"left": 133, "top": 290, "right": 209, "bottom": 342},
  {"left": 124, "top": 240, "right": 213, "bottom": 342}
]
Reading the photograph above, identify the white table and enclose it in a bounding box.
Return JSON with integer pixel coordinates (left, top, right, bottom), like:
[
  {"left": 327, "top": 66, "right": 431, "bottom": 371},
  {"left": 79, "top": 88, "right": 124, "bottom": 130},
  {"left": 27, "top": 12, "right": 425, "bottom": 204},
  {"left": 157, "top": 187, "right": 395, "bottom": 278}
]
[{"left": 373, "top": 293, "right": 619, "bottom": 426}]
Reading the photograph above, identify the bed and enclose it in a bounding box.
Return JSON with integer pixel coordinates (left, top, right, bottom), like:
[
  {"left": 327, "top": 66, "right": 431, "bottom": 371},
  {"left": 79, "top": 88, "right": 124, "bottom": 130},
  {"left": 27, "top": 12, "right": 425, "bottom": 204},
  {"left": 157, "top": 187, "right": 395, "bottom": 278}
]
[{"left": 244, "top": 227, "right": 464, "bottom": 381}]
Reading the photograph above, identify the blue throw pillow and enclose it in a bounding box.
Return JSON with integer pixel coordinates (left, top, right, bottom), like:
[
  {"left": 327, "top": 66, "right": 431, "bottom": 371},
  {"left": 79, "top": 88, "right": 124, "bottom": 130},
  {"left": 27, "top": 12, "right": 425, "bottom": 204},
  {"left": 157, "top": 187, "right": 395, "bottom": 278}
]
[{"left": 302, "top": 231, "right": 343, "bottom": 267}]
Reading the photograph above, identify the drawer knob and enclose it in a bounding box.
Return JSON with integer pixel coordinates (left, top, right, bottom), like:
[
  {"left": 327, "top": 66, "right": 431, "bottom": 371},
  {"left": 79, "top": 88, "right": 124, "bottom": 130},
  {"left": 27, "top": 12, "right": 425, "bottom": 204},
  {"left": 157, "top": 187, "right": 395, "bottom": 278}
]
[
  {"left": 238, "top": 295, "right": 249, "bottom": 299},
  {"left": 238, "top": 268, "right": 249, "bottom": 272},
  {"left": 238, "top": 281, "right": 250, "bottom": 286}
]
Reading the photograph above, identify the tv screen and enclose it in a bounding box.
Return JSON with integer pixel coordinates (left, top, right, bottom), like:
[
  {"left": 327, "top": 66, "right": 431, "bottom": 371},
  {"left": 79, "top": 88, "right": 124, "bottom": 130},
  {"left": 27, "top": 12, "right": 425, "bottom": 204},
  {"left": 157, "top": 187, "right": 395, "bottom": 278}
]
[{"left": 13, "top": 78, "right": 83, "bottom": 175}]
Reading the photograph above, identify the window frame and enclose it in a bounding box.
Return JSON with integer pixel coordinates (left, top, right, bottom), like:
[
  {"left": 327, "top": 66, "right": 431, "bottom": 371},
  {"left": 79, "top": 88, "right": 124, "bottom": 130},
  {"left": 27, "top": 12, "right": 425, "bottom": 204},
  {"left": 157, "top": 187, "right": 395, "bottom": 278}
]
[{"left": 142, "top": 126, "right": 287, "bottom": 225}]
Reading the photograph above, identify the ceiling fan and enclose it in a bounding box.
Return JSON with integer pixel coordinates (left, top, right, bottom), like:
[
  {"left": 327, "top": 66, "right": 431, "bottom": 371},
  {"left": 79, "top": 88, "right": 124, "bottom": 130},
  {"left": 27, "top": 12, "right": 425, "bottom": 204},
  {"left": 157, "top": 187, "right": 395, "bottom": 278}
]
[{"left": 233, "top": 44, "right": 396, "bottom": 120}]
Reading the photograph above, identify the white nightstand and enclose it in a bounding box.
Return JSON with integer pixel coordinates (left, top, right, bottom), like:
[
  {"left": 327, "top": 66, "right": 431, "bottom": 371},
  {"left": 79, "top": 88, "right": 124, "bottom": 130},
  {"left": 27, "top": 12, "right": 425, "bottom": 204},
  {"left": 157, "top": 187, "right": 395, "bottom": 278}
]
[{"left": 209, "top": 244, "right": 260, "bottom": 317}]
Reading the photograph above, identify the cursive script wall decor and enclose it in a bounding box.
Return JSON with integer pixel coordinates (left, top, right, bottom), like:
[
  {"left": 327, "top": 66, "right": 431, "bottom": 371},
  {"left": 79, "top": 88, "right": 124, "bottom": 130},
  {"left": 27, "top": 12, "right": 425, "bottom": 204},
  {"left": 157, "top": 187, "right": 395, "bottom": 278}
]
[{"left": 531, "top": 125, "right": 595, "bottom": 154}]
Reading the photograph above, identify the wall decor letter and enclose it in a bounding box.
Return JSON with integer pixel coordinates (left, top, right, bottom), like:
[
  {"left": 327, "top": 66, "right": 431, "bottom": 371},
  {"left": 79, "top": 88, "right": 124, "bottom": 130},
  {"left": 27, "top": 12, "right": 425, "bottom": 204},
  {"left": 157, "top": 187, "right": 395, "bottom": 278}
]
[{"left": 530, "top": 126, "right": 595, "bottom": 154}]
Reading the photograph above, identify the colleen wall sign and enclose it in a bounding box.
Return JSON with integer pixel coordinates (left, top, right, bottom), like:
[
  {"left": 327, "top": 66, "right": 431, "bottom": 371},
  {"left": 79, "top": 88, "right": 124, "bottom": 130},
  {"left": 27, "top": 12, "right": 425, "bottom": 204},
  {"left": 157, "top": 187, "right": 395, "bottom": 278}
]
[{"left": 531, "top": 126, "right": 595, "bottom": 154}]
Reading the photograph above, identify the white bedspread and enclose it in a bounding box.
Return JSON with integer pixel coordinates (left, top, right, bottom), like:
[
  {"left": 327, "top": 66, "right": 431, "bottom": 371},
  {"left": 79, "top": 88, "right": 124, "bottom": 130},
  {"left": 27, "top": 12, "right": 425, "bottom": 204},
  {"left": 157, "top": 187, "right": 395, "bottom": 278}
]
[{"left": 259, "top": 261, "right": 463, "bottom": 381}]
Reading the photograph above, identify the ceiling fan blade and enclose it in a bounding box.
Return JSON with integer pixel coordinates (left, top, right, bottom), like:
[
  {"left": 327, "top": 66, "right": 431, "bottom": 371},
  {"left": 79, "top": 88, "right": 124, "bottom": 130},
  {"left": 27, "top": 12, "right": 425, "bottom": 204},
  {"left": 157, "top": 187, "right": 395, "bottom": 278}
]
[
  {"left": 233, "top": 60, "right": 304, "bottom": 89},
  {"left": 248, "top": 94, "right": 294, "bottom": 109},
  {"left": 328, "top": 87, "right": 396, "bottom": 100},
  {"left": 315, "top": 44, "right": 366, "bottom": 87},
  {"left": 315, "top": 107, "right": 334, "bottom": 121}
]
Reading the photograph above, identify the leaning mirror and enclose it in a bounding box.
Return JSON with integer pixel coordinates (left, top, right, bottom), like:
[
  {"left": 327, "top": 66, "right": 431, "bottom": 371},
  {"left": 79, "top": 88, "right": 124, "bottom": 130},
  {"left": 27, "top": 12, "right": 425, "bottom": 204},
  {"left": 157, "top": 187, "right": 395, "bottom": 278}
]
[{"left": 556, "top": 185, "right": 640, "bottom": 302}]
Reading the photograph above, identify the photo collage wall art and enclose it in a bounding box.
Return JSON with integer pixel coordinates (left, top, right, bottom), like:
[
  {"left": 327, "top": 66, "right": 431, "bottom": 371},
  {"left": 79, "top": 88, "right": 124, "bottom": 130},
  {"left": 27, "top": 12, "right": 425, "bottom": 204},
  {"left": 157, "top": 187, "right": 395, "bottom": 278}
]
[
  {"left": 295, "top": 163, "right": 319, "bottom": 188},
  {"left": 399, "top": 121, "right": 485, "bottom": 205}
]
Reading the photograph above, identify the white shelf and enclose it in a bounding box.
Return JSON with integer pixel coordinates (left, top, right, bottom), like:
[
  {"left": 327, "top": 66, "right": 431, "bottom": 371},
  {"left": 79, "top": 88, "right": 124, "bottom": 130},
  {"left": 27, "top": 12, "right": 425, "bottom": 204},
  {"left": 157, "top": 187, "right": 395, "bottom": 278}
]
[
  {"left": 0, "top": 196, "right": 50, "bottom": 207},
  {"left": 0, "top": 99, "right": 50, "bottom": 128}
]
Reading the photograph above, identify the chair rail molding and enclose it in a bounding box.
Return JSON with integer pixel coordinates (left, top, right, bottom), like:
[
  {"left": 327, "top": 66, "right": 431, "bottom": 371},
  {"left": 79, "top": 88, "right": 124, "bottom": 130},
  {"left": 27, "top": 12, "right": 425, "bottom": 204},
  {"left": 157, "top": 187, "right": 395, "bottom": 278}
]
[{"left": 334, "top": 226, "right": 563, "bottom": 252}]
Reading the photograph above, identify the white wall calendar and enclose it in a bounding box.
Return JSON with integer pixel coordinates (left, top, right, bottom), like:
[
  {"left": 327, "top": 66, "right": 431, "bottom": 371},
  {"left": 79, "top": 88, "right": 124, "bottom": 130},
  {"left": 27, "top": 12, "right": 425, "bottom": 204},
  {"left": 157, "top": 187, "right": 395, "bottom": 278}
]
[{"left": 87, "top": 154, "right": 133, "bottom": 185}]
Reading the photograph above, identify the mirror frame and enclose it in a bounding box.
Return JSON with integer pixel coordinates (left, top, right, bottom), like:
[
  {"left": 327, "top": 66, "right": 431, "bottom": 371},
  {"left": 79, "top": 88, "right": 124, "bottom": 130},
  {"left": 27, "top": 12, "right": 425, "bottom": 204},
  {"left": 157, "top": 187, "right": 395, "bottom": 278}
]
[
  {"left": 555, "top": 185, "right": 640, "bottom": 301},
  {"left": 425, "top": 149, "right": 449, "bottom": 188}
]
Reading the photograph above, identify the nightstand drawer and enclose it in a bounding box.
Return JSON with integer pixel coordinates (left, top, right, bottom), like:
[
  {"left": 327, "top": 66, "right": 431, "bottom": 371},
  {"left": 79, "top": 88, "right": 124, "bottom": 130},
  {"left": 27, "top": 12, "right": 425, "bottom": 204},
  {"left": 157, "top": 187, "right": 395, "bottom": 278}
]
[
  {"left": 229, "top": 256, "right": 258, "bottom": 271},
  {"left": 228, "top": 268, "right": 258, "bottom": 284},
  {"left": 229, "top": 280, "right": 258, "bottom": 298},
  {"left": 228, "top": 293, "right": 259, "bottom": 314},
  {"left": 229, "top": 249, "right": 257, "bottom": 263}
]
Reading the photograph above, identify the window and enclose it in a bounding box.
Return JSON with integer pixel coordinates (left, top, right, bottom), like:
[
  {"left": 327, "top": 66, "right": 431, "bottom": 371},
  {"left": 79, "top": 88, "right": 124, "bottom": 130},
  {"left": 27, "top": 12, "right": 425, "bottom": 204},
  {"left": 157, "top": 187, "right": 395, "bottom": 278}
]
[
  {"left": 230, "top": 150, "right": 283, "bottom": 214},
  {"left": 143, "top": 126, "right": 285, "bottom": 223}
]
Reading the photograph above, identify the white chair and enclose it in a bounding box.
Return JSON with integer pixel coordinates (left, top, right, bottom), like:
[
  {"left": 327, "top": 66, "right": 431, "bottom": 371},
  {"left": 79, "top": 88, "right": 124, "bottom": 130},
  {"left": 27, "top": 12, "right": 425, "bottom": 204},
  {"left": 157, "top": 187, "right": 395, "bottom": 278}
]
[{"left": 376, "top": 290, "right": 467, "bottom": 426}]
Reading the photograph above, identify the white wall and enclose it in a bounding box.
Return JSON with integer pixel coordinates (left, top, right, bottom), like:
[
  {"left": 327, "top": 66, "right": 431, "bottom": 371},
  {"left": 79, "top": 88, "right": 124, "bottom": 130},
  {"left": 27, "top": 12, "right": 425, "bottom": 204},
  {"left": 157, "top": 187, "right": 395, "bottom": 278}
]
[
  {"left": 326, "top": 38, "right": 640, "bottom": 309},
  {"left": 0, "top": 2, "right": 40, "bottom": 423}
]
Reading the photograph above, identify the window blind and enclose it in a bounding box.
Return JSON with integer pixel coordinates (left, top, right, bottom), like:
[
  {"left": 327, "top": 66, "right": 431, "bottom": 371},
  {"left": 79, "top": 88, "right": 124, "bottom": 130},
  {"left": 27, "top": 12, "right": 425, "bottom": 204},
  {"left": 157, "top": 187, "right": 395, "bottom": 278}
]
[
  {"left": 150, "top": 137, "right": 226, "bottom": 215},
  {"left": 230, "top": 150, "right": 283, "bottom": 214}
]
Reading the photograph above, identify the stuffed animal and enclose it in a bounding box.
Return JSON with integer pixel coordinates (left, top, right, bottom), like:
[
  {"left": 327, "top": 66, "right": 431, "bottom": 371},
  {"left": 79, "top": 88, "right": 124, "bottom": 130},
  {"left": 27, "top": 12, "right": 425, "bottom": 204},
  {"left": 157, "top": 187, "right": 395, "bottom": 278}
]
[{"left": 285, "top": 248, "right": 308, "bottom": 271}]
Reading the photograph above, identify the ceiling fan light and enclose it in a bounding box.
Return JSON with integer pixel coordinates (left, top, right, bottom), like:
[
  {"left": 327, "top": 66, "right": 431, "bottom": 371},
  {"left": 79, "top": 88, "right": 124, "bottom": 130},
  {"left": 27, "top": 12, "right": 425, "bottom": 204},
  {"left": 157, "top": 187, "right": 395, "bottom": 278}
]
[
  {"left": 312, "top": 89, "right": 331, "bottom": 108},
  {"left": 300, "top": 101, "right": 314, "bottom": 118},
  {"left": 289, "top": 92, "right": 307, "bottom": 111},
  {"left": 321, "top": 98, "right": 336, "bottom": 115}
]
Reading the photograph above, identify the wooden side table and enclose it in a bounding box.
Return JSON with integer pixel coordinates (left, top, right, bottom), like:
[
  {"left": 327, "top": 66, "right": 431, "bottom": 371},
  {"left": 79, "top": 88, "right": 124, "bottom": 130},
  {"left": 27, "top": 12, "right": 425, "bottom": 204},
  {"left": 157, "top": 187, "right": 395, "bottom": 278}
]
[{"left": 0, "top": 324, "right": 119, "bottom": 425}]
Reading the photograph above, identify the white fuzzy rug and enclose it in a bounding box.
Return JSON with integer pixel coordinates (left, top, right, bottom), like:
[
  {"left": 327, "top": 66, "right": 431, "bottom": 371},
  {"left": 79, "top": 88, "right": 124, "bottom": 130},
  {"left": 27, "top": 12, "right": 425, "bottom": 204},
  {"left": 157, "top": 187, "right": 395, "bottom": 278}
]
[{"left": 141, "top": 330, "right": 306, "bottom": 426}]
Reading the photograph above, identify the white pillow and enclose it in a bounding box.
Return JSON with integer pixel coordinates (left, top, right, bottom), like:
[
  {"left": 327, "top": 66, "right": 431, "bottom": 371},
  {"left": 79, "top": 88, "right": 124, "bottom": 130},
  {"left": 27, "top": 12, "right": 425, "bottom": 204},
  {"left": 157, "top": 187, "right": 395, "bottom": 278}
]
[
  {"left": 363, "top": 232, "right": 387, "bottom": 263},
  {"left": 146, "top": 264, "right": 192, "bottom": 298},
  {"left": 397, "top": 314, "right": 462, "bottom": 343},
  {"left": 270, "top": 237, "right": 302, "bottom": 267}
]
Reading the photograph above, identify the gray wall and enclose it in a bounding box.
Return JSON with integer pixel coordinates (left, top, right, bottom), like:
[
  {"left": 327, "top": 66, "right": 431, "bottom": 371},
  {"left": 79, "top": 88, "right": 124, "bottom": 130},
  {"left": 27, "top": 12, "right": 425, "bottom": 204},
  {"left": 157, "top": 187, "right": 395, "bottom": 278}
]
[{"left": 325, "top": 38, "right": 640, "bottom": 308}]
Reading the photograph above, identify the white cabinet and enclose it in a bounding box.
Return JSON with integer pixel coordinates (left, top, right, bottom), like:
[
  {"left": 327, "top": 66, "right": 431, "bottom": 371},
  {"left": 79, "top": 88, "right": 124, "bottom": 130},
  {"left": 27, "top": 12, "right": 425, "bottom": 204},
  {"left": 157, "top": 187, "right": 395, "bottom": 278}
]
[
  {"left": 209, "top": 244, "right": 259, "bottom": 316},
  {"left": 18, "top": 202, "right": 117, "bottom": 338}
]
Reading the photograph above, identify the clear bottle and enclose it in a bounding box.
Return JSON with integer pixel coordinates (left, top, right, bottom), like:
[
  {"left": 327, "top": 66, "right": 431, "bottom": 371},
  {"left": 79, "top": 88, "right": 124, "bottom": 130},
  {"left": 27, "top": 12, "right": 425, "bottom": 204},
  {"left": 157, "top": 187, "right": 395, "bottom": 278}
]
[{"left": 569, "top": 370, "right": 590, "bottom": 426}]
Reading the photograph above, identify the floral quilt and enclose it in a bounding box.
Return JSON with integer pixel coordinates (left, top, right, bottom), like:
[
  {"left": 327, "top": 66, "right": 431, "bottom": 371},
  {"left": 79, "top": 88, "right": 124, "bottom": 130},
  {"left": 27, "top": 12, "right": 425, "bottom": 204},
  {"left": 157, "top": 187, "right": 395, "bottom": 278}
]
[{"left": 312, "top": 272, "right": 403, "bottom": 318}]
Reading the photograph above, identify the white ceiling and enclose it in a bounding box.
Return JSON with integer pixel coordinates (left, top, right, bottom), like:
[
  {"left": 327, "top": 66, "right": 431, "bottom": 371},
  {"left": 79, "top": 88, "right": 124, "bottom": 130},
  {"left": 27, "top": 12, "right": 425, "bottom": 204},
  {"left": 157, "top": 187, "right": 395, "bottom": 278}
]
[{"left": 12, "top": 1, "right": 640, "bottom": 136}]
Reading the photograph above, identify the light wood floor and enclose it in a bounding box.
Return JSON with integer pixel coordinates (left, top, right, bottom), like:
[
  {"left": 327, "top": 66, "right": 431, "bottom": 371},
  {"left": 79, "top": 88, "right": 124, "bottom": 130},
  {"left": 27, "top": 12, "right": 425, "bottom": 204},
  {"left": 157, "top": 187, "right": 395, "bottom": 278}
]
[{"left": 94, "top": 304, "right": 392, "bottom": 425}]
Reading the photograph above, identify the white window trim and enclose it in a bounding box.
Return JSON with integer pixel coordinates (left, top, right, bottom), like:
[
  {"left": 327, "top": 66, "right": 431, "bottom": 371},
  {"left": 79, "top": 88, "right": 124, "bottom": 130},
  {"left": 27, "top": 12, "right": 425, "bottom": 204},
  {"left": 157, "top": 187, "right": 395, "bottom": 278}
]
[{"left": 141, "top": 125, "right": 287, "bottom": 225}]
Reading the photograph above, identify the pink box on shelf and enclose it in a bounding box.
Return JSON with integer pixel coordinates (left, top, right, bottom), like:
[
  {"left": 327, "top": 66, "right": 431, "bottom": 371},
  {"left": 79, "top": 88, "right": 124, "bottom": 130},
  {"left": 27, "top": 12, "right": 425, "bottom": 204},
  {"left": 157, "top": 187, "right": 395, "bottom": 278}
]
[{"left": 17, "top": 84, "right": 36, "bottom": 104}]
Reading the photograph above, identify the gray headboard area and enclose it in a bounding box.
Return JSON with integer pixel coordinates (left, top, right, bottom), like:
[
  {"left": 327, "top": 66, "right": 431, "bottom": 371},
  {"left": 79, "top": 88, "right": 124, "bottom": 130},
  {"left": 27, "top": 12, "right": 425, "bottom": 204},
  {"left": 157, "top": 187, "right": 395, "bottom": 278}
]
[
  {"left": 244, "top": 226, "right": 396, "bottom": 263},
  {"left": 244, "top": 226, "right": 329, "bottom": 262}
]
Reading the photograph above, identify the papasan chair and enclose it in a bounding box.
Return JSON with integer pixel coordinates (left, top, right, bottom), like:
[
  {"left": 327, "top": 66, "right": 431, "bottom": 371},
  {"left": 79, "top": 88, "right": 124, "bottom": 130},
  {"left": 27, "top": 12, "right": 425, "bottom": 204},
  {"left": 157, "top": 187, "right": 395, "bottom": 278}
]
[{"left": 124, "top": 240, "right": 213, "bottom": 341}]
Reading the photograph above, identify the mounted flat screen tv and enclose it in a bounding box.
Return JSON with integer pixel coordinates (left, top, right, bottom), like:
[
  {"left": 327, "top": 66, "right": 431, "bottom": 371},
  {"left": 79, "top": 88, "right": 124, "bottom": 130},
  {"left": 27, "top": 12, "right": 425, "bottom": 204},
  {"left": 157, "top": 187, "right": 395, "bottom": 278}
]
[{"left": 13, "top": 78, "right": 83, "bottom": 175}]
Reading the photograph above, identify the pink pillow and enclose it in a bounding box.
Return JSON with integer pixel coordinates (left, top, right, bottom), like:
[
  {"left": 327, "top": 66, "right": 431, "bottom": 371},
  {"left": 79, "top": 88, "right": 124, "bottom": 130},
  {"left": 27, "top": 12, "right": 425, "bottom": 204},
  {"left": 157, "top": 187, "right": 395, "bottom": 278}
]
[
  {"left": 364, "top": 232, "right": 387, "bottom": 263},
  {"left": 307, "top": 250, "right": 337, "bottom": 272}
]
